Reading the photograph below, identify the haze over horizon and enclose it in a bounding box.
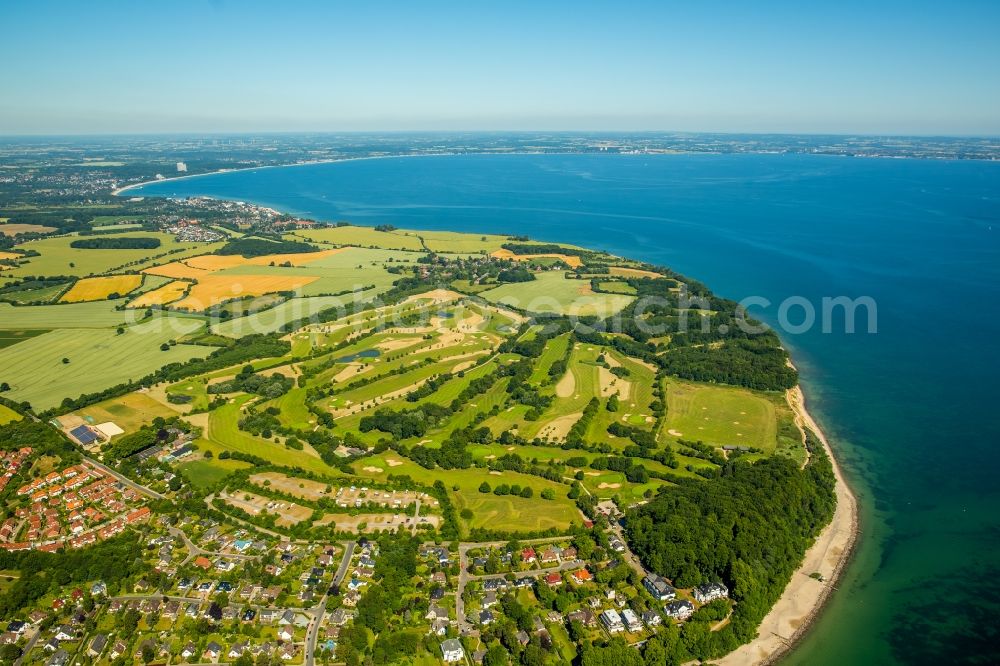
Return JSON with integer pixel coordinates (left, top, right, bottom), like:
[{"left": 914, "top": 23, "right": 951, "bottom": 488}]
[{"left": 2, "top": 0, "right": 999, "bottom": 136}]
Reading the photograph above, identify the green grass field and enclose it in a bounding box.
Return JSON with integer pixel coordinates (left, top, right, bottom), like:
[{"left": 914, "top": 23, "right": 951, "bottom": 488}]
[
  {"left": 662, "top": 379, "right": 778, "bottom": 452},
  {"left": 291, "top": 226, "right": 426, "bottom": 251},
  {"left": 0, "top": 316, "right": 211, "bottom": 410},
  {"left": 70, "top": 391, "right": 179, "bottom": 434},
  {"left": 0, "top": 404, "right": 21, "bottom": 425},
  {"left": 179, "top": 457, "right": 252, "bottom": 490},
  {"left": 596, "top": 280, "right": 637, "bottom": 295},
  {"left": 198, "top": 398, "right": 336, "bottom": 475},
  {"left": 480, "top": 271, "right": 634, "bottom": 317},
  {"left": 413, "top": 230, "right": 510, "bottom": 254}
]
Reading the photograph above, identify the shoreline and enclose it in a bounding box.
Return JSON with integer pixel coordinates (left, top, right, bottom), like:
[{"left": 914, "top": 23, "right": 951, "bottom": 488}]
[
  {"left": 116, "top": 159, "right": 860, "bottom": 665},
  {"left": 113, "top": 151, "right": 495, "bottom": 196},
  {"left": 714, "top": 385, "right": 859, "bottom": 666}
]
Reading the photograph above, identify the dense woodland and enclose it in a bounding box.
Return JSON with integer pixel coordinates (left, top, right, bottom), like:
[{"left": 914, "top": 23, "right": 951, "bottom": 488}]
[
  {"left": 217, "top": 237, "right": 318, "bottom": 257},
  {"left": 624, "top": 438, "right": 836, "bottom": 663},
  {"left": 69, "top": 236, "right": 161, "bottom": 250}
]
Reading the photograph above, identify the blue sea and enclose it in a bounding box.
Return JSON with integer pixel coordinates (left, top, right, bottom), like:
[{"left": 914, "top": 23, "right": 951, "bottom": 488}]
[{"left": 130, "top": 153, "right": 1000, "bottom": 664}]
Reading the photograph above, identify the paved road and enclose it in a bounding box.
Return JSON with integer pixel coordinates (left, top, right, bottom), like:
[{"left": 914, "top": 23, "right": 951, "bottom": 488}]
[
  {"left": 304, "top": 540, "right": 355, "bottom": 666},
  {"left": 12, "top": 627, "right": 40, "bottom": 666},
  {"left": 608, "top": 519, "right": 650, "bottom": 579},
  {"left": 168, "top": 526, "right": 260, "bottom": 565},
  {"left": 84, "top": 455, "right": 165, "bottom": 499}
]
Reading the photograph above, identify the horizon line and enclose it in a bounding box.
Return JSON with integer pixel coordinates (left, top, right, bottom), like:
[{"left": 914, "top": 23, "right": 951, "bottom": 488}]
[{"left": 1, "top": 129, "right": 998, "bottom": 140}]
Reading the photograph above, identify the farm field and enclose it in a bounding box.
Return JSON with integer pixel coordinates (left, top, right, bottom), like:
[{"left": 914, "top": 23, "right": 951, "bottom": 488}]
[
  {"left": 291, "top": 225, "right": 426, "bottom": 251},
  {"left": 128, "top": 279, "right": 191, "bottom": 307},
  {"left": 0, "top": 329, "right": 50, "bottom": 349},
  {"left": 214, "top": 246, "right": 407, "bottom": 296},
  {"left": 211, "top": 295, "right": 359, "bottom": 337},
  {"left": 0, "top": 282, "right": 70, "bottom": 304},
  {"left": 479, "top": 271, "right": 634, "bottom": 317},
  {"left": 4, "top": 231, "right": 223, "bottom": 278},
  {"left": 60, "top": 274, "right": 143, "bottom": 302},
  {"left": 0, "top": 300, "right": 145, "bottom": 329},
  {"left": 0, "top": 223, "right": 57, "bottom": 236},
  {"left": 0, "top": 316, "right": 211, "bottom": 410},
  {"left": 170, "top": 274, "right": 319, "bottom": 311},
  {"left": 0, "top": 404, "right": 21, "bottom": 425}
]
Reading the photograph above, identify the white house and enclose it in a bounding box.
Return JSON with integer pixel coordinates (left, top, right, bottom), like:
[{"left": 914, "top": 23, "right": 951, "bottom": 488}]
[{"left": 441, "top": 638, "right": 465, "bottom": 663}]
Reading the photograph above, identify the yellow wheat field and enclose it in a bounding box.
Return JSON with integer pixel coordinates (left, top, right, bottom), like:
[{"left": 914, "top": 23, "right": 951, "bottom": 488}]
[
  {"left": 170, "top": 274, "right": 319, "bottom": 311},
  {"left": 490, "top": 248, "right": 583, "bottom": 268},
  {"left": 128, "top": 280, "right": 191, "bottom": 307},
  {"left": 609, "top": 266, "right": 663, "bottom": 279},
  {"left": 0, "top": 251, "right": 20, "bottom": 261},
  {"left": 60, "top": 274, "right": 143, "bottom": 303},
  {"left": 184, "top": 247, "right": 345, "bottom": 271},
  {"left": 143, "top": 248, "right": 345, "bottom": 279},
  {"left": 143, "top": 261, "right": 211, "bottom": 280}
]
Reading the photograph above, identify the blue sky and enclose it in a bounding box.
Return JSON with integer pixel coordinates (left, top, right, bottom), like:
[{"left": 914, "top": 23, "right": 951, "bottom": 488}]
[{"left": 2, "top": 0, "right": 998, "bottom": 135}]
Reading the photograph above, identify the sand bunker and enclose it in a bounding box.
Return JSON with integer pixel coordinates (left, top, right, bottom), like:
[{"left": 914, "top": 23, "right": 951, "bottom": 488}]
[
  {"left": 555, "top": 370, "right": 575, "bottom": 398},
  {"left": 362, "top": 466, "right": 384, "bottom": 473},
  {"left": 598, "top": 482, "right": 622, "bottom": 489},
  {"left": 538, "top": 412, "right": 582, "bottom": 440}
]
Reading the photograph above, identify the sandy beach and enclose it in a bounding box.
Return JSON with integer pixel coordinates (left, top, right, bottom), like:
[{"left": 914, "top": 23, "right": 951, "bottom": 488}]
[{"left": 715, "top": 385, "right": 859, "bottom": 666}]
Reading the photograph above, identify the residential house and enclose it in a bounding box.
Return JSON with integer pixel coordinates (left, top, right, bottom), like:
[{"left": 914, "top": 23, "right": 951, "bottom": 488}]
[
  {"left": 441, "top": 638, "right": 465, "bottom": 663},
  {"left": 600, "top": 609, "right": 624, "bottom": 633},
  {"left": 621, "top": 609, "right": 643, "bottom": 632},
  {"left": 692, "top": 581, "right": 729, "bottom": 604},
  {"left": 642, "top": 574, "right": 677, "bottom": 602},
  {"left": 46, "top": 649, "right": 69, "bottom": 666},
  {"left": 642, "top": 610, "right": 662, "bottom": 627},
  {"left": 664, "top": 599, "right": 695, "bottom": 620},
  {"left": 110, "top": 640, "right": 128, "bottom": 660},
  {"left": 567, "top": 608, "right": 597, "bottom": 628},
  {"left": 88, "top": 634, "right": 108, "bottom": 657},
  {"left": 203, "top": 641, "right": 223, "bottom": 661}
]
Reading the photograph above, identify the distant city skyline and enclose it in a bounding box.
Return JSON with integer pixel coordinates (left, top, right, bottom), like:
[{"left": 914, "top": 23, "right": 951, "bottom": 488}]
[{"left": 2, "top": 0, "right": 999, "bottom": 136}]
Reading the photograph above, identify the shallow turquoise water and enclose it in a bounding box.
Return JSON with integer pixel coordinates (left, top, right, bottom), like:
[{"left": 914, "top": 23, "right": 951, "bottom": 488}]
[{"left": 131, "top": 153, "right": 1000, "bottom": 664}]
